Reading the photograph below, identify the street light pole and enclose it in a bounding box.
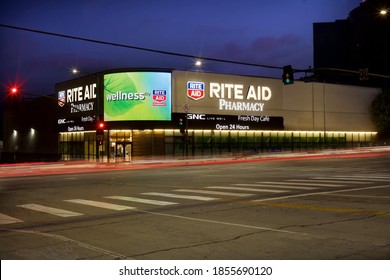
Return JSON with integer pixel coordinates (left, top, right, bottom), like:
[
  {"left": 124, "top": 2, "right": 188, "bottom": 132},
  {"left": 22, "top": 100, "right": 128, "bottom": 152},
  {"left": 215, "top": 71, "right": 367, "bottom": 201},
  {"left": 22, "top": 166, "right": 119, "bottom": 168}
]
[
  {"left": 323, "top": 81, "right": 326, "bottom": 149},
  {"left": 183, "top": 60, "right": 202, "bottom": 157}
]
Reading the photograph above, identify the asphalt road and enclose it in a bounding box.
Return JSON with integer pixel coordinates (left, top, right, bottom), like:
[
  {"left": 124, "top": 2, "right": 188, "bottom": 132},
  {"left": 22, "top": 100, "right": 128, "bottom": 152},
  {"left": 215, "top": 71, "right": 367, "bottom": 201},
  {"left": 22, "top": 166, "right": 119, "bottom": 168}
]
[{"left": 1, "top": 155, "right": 390, "bottom": 260}]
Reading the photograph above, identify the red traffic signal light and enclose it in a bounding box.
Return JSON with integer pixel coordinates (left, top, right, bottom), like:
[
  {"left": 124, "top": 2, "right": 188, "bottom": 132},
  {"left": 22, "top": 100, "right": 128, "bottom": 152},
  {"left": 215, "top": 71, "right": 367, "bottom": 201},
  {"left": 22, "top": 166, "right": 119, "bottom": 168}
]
[
  {"left": 10, "top": 87, "right": 18, "bottom": 94},
  {"left": 96, "top": 122, "right": 105, "bottom": 136}
]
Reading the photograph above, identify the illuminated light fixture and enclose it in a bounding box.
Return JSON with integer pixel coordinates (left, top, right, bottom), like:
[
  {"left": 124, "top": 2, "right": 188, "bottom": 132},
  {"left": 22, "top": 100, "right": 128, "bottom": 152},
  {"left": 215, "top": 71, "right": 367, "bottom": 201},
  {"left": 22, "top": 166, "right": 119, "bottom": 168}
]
[
  {"left": 195, "top": 60, "right": 202, "bottom": 67},
  {"left": 71, "top": 68, "right": 79, "bottom": 74},
  {"left": 9, "top": 86, "right": 19, "bottom": 95},
  {"left": 380, "top": 9, "right": 388, "bottom": 15}
]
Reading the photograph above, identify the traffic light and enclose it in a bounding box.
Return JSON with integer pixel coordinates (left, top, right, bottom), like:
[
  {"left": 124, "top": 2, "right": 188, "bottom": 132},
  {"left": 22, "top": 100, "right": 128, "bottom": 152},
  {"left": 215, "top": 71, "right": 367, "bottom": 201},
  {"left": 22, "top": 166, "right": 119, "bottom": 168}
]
[
  {"left": 96, "top": 122, "right": 105, "bottom": 135},
  {"left": 282, "top": 65, "right": 294, "bottom": 85},
  {"left": 9, "top": 86, "right": 19, "bottom": 95},
  {"left": 178, "top": 118, "right": 185, "bottom": 134}
]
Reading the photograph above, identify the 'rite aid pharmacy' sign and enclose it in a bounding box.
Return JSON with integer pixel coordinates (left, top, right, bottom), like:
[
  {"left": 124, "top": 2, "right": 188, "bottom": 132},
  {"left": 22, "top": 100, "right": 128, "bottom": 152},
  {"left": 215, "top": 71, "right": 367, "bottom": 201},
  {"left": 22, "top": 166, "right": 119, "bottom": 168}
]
[{"left": 177, "top": 71, "right": 281, "bottom": 115}]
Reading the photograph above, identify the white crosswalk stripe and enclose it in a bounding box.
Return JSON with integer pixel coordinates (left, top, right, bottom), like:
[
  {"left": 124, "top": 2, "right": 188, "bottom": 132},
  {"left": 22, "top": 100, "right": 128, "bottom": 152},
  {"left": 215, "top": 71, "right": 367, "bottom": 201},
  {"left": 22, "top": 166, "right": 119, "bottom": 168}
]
[
  {"left": 0, "top": 213, "right": 23, "bottom": 224},
  {"left": 206, "top": 186, "right": 288, "bottom": 193},
  {"left": 175, "top": 189, "right": 254, "bottom": 197},
  {"left": 142, "top": 192, "right": 217, "bottom": 201},
  {"left": 333, "top": 176, "right": 390, "bottom": 182},
  {"left": 236, "top": 183, "right": 317, "bottom": 190},
  {"left": 262, "top": 181, "right": 344, "bottom": 187},
  {"left": 307, "top": 178, "right": 368, "bottom": 184},
  {"left": 65, "top": 199, "right": 135, "bottom": 210},
  {"left": 17, "top": 204, "right": 83, "bottom": 217},
  {"left": 343, "top": 175, "right": 390, "bottom": 179},
  {"left": 105, "top": 196, "right": 177, "bottom": 206}
]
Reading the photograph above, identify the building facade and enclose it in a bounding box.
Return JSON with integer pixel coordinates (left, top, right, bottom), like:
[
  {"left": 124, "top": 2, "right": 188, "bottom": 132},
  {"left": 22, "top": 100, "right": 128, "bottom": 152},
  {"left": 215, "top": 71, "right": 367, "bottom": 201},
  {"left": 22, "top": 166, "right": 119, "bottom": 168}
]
[
  {"left": 1, "top": 95, "right": 59, "bottom": 163},
  {"left": 313, "top": 0, "right": 390, "bottom": 86},
  {"left": 55, "top": 69, "right": 380, "bottom": 162}
]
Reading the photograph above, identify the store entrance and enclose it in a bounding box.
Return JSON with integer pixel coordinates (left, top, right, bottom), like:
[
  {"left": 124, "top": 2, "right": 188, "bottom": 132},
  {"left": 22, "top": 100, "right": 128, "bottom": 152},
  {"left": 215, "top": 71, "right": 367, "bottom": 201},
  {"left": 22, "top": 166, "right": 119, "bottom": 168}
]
[{"left": 112, "top": 142, "right": 132, "bottom": 162}]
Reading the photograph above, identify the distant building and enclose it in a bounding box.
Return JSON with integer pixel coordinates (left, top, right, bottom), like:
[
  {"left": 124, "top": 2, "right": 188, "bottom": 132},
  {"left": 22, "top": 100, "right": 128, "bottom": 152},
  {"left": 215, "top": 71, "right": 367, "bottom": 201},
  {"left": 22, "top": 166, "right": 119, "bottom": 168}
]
[
  {"left": 1, "top": 95, "right": 59, "bottom": 162},
  {"left": 313, "top": 0, "right": 390, "bottom": 86}
]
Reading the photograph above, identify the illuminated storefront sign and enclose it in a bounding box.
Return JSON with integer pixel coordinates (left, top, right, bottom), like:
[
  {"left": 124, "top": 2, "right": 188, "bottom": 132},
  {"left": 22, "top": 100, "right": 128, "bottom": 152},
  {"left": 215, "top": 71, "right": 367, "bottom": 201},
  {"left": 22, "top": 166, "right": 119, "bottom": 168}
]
[
  {"left": 176, "top": 70, "right": 280, "bottom": 115},
  {"left": 209, "top": 82, "right": 272, "bottom": 112},
  {"left": 104, "top": 72, "right": 172, "bottom": 121},
  {"left": 56, "top": 76, "right": 99, "bottom": 132},
  {"left": 186, "top": 81, "right": 272, "bottom": 112},
  {"left": 187, "top": 81, "right": 205, "bottom": 100},
  {"left": 57, "top": 83, "right": 97, "bottom": 113},
  {"left": 174, "top": 113, "right": 283, "bottom": 130}
]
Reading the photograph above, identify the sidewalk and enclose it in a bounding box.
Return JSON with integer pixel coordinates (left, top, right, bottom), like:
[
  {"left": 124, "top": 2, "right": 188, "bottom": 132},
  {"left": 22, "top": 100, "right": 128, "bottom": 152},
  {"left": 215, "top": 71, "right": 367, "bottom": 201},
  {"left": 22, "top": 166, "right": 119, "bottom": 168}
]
[{"left": 1, "top": 146, "right": 390, "bottom": 178}]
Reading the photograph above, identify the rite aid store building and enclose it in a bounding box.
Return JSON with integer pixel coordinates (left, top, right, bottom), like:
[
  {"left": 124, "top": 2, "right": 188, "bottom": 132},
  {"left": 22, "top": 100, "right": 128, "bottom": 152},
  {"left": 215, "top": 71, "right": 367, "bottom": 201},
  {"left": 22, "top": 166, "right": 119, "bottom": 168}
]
[{"left": 56, "top": 69, "right": 379, "bottom": 161}]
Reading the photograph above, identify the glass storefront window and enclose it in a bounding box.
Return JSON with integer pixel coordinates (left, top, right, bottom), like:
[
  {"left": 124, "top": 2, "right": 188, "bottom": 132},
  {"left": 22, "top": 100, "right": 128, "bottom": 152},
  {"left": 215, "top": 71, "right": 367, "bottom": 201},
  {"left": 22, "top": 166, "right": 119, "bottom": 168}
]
[{"left": 59, "top": 129, "right": 377, "bottom": 161}]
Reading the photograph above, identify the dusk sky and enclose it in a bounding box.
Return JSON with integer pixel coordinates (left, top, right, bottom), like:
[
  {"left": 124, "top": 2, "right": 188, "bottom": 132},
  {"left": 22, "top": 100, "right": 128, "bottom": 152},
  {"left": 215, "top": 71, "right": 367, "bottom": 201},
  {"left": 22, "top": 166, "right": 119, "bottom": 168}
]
[{"left": 0, "top": 0, "right": 360, "bottom": 95}]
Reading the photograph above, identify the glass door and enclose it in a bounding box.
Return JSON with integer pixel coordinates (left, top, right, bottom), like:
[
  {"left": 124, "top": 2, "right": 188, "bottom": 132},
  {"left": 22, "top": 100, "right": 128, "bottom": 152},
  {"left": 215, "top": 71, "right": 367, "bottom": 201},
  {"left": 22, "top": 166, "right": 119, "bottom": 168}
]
[
  {"left": 125, "top": 143, "right": 132, "bottom": 161},
  {"left": 115, "top": 142, "right": 132, "bottom": 162}
]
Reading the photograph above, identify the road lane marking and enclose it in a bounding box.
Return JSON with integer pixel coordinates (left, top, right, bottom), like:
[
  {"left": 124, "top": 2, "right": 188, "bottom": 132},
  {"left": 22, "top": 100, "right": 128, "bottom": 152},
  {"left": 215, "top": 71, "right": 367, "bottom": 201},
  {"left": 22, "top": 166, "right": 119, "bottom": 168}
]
[
  {"left": 6, "top": 228, "right": 131, "bottom": 260},
  {"left": 17, "top": 204, "right": 83, "bottom": 217},
  {"left": 261, "top": 181, "right": 344, "bottom": 187},
  {"left": 237, "top": 183, "right": 317, "bottom": 190},
  {"left": 142, "top": 192, "right": 217, "bottom": 201},
  {"left": 134, "top": 209, "right": 307, "bottom": 236},
  {"left": 253, "top": 184, "right": 390, "bottom": 202},
  {"left": 307, "top": 178, "right": 368, "bottom": 184},
  {"left": 65, "top": 199, "right": 135, "bottom": 210},
  {"left": 105, "top": 196, "right": 177, "bottom": 206},
  {"left": 175, "top": 189, "right": 253, "bottom": 197},
  {"left": 251, "top": 201, "right": 390, "bottom": 216},
  {"left": 0, "top": 213, "right": 23, "bottom": 224},
  {"left": 206, "top": 186, "right": 288, "bottom": 193}
]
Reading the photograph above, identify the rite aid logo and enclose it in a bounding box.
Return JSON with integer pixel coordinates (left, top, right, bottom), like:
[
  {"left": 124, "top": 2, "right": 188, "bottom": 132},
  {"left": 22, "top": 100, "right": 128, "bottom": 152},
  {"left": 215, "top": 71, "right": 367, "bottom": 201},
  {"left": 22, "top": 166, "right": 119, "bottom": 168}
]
[
  {"left": 152, "top": 90, "right": 167, "bottom": 102},
  {"left": 187, "top": 81, "right": 204, "bottom": 100},
  {"left": 58, "top": 90, "right": 65, "bottom": 107}
]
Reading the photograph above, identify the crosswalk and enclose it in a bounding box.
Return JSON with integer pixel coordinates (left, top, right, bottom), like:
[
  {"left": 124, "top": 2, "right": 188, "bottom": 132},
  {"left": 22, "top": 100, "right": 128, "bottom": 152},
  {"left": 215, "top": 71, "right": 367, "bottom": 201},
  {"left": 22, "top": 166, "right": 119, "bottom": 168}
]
[
  {"left": 1, "top": 174, "right": 390, "bottom": 225},
  {"left": 17, "top": 204, "right": 83, "bottom": 217},
  {"left": 65, "top": 199, "right": 136, "bottom": 211},
  {"left": 105, "top": 196, "right": 178, "bottom": 206}
]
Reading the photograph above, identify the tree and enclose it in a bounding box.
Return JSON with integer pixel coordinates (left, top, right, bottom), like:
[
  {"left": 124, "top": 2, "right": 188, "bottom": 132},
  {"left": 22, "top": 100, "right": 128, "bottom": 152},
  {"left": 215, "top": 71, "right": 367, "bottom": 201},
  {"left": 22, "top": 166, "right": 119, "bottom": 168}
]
[{"left": 371, "top": 88, "right": 390, "bottom": 143}]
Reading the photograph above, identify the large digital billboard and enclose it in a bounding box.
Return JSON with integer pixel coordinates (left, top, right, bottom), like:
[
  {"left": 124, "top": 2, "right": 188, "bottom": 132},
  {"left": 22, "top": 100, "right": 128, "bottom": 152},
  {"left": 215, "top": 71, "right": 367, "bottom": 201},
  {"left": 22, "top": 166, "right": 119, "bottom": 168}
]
[{"left": 104, "top": 72, "right": 171, "bottom": 121}]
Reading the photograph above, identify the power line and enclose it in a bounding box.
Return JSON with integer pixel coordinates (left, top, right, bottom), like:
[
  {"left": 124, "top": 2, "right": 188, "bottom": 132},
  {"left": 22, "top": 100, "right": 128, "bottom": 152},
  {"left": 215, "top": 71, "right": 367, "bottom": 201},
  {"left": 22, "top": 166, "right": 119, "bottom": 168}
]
[{"left": 0, "top": 23, "right": 283, "bottom": 70}]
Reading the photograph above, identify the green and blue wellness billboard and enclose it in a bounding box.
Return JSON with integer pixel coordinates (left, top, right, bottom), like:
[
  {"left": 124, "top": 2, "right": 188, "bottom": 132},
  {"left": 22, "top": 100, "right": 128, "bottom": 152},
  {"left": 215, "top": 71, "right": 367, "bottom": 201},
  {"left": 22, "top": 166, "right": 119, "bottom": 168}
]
[{"left": 104, "top": 72, "right": 172, "bottom": 121}]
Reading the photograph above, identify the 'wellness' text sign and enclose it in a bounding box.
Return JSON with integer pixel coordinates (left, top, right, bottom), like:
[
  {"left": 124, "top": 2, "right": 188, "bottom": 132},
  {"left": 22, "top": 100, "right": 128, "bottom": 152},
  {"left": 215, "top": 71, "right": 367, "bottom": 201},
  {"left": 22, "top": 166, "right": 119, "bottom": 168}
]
[{"left": 104, "top": 72, "right": 172, "bottom": 121}]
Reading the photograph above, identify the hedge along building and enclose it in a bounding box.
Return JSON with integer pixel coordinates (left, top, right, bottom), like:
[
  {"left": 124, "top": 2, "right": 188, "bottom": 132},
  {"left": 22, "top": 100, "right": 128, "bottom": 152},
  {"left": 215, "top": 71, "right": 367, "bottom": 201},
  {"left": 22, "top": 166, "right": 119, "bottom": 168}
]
[{"left": 56, "top": 69, "right": 379, "bottom": 161}]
